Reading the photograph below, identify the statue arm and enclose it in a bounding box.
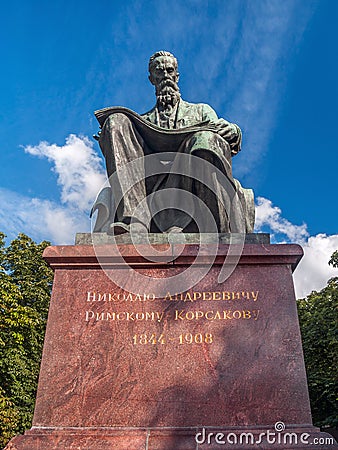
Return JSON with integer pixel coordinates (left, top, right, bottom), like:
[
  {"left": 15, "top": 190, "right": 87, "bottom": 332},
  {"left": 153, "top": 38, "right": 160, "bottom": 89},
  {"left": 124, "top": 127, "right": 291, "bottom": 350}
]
[
  {"left": 221, "top": 122, "right": 241, "bottom": 156},
  {"left": 201, "top": 104, "right": 241, "bottom": 156},
  {"left": 201, "top": 103, "right": 219, "bottom": 122}
]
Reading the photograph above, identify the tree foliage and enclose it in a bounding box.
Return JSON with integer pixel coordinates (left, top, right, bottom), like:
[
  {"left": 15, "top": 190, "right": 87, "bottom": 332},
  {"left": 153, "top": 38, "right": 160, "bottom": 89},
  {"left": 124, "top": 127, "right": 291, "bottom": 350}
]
[
  {"left": 329, "top": 250, "right": 338, "bottom": 268},
  {"left": 298, "top": 252, "right": 338, "bottom": 428},
  {"left": 0, "top": 233, "right": 52, "bottom": 448}
]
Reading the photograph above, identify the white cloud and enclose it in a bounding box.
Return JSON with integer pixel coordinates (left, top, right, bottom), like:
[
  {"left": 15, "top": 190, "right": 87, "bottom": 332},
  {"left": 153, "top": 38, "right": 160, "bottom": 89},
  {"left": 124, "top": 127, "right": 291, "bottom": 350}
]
[
  {"left": 1, "top": 135, "right": 106, "bottom": 244},
  {"left": 255, "top": 196, "right": 308, "bottom": 242},
  {"left": 294, "top": 234, "right": 338, "bottom": 299},
  {"left": 25, "top": 134, "right": 106, "bottom": 212},
  {"left": 255, "top": 196, "right": 338, "bottom": 298}
]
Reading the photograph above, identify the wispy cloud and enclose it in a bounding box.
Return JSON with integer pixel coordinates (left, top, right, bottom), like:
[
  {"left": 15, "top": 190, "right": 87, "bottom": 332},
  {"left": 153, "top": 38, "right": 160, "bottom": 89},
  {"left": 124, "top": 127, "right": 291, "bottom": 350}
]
[
  {"left": 86, "top": 1, "right": 317, "bottom": 182},
  {"left": 115, "top": 0, "right": 317, "bottom": 179},
  {"left": 214, "top": 1, "right": 317, "bottom": 178},
  {"left": 0, "top": 188, "right": 87, "bottom": 244}
]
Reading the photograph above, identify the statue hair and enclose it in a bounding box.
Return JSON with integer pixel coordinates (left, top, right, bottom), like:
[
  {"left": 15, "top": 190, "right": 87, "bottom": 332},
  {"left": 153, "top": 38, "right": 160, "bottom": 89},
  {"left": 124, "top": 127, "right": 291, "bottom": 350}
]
[{"left": 148, "top": 51, "right": 178, "bottom": 72}]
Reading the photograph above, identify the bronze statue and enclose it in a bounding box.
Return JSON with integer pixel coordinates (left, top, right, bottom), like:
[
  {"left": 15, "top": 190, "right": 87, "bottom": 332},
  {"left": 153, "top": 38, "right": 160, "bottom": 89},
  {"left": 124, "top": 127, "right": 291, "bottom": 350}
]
[{"left": 93, "top": 51, "right": 254, "bottom": 234}]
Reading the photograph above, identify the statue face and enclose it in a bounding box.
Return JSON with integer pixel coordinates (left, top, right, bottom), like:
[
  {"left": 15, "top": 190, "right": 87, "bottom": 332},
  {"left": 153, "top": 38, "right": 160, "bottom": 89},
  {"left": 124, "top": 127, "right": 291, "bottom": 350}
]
[{"left": 149, "top": 56, "right": 179, "bottom": 86}]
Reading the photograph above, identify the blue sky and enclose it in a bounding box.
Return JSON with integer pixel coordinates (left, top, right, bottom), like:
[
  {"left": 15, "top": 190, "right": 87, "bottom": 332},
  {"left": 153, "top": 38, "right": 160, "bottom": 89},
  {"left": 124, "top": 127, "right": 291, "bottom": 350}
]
[{"left": 1, "top": 0, "right": 337, "bottom": 296}]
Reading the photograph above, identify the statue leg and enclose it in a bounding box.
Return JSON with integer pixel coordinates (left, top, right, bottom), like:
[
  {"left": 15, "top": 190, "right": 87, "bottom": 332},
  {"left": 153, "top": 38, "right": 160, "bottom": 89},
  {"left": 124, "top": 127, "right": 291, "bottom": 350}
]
[
  {"left": 99, "top": 113, "right": 151, "bottom": 228},
  {"left": 153, "top": 130, "right": 244, "bottom": 233},
  {"left": 188, "top": 131, "right": 248, "bottom": 233},
  {"left": 188, "top": 131, "right": 232, "bottom": 232}
]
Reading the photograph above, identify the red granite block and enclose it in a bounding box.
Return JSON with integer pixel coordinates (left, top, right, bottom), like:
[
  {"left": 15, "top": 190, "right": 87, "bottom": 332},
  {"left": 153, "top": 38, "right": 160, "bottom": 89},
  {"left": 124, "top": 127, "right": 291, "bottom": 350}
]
[
  {"left": 5, "top": 242, "right": 337, "bottom": 449},
  {"left": 5, "top": 428, "right": 147, "bottom": 450}
]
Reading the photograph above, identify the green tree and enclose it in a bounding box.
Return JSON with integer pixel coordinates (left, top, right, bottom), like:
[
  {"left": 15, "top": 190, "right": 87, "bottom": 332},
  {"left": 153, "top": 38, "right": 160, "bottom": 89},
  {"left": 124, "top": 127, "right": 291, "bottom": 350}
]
[
  {"left": 0, "top": 233, "right": 53, "bottom": 448},
  {"left": 298, "top": 251, "right": 338, "bottom": 428},
  {"left": 329, "top": 250, "right": 338, "bottom": 268}
]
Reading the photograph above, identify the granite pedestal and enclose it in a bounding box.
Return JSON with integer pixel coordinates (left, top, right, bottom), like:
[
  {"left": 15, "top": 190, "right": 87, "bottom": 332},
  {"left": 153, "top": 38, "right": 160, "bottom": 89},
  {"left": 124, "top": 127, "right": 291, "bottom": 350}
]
[{"left": 5, "top": 235, "right": 336, "bottom": 449}]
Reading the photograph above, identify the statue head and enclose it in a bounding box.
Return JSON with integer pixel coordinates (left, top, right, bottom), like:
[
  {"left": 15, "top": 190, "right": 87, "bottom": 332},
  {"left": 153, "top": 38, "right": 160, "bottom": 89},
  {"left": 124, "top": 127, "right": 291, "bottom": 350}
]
[{"left": 148, "top": 51, "right": 180, "bottom": 107}]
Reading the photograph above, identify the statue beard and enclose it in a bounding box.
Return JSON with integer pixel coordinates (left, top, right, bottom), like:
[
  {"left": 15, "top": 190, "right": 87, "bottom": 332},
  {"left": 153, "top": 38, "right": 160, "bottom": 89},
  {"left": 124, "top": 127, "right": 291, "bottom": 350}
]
[{"left": 155, "top": 79, "right": 180, "bottom": 109}]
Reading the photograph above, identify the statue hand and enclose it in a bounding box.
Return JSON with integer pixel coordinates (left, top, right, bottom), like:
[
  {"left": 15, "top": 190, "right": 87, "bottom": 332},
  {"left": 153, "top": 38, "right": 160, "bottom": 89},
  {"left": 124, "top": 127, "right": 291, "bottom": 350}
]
[{"left": 215, "top": 119, "right": 238, "bottom": 141}]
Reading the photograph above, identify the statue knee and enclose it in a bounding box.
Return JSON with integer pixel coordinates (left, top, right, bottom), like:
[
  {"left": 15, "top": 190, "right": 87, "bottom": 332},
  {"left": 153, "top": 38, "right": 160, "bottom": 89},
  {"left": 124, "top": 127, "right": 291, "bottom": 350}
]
[
  {"left": 192, "top": 130, "right": 218, "bottom": 140},
  {"left": 189, "top": 130, "right": 227, "bottom": 149},
  {"left": 105, "top": 113, "right": 132, "bottom": 131}
]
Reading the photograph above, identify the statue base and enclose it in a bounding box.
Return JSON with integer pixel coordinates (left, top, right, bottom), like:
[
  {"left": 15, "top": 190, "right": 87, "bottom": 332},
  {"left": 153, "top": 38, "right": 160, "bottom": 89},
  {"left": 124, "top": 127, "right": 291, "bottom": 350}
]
[
  {"left": 5, "top": 236, "right": 337, "bottom": 449},
  {"left": 6, "top": 425, "right": 336, "bottom": 449}
]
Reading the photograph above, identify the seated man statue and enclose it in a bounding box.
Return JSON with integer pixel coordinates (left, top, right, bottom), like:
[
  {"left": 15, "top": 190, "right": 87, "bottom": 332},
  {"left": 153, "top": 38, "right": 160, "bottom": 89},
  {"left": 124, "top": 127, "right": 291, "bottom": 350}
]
[{"left": 92, "top": 50, "right": 254, "bottom": 234}]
